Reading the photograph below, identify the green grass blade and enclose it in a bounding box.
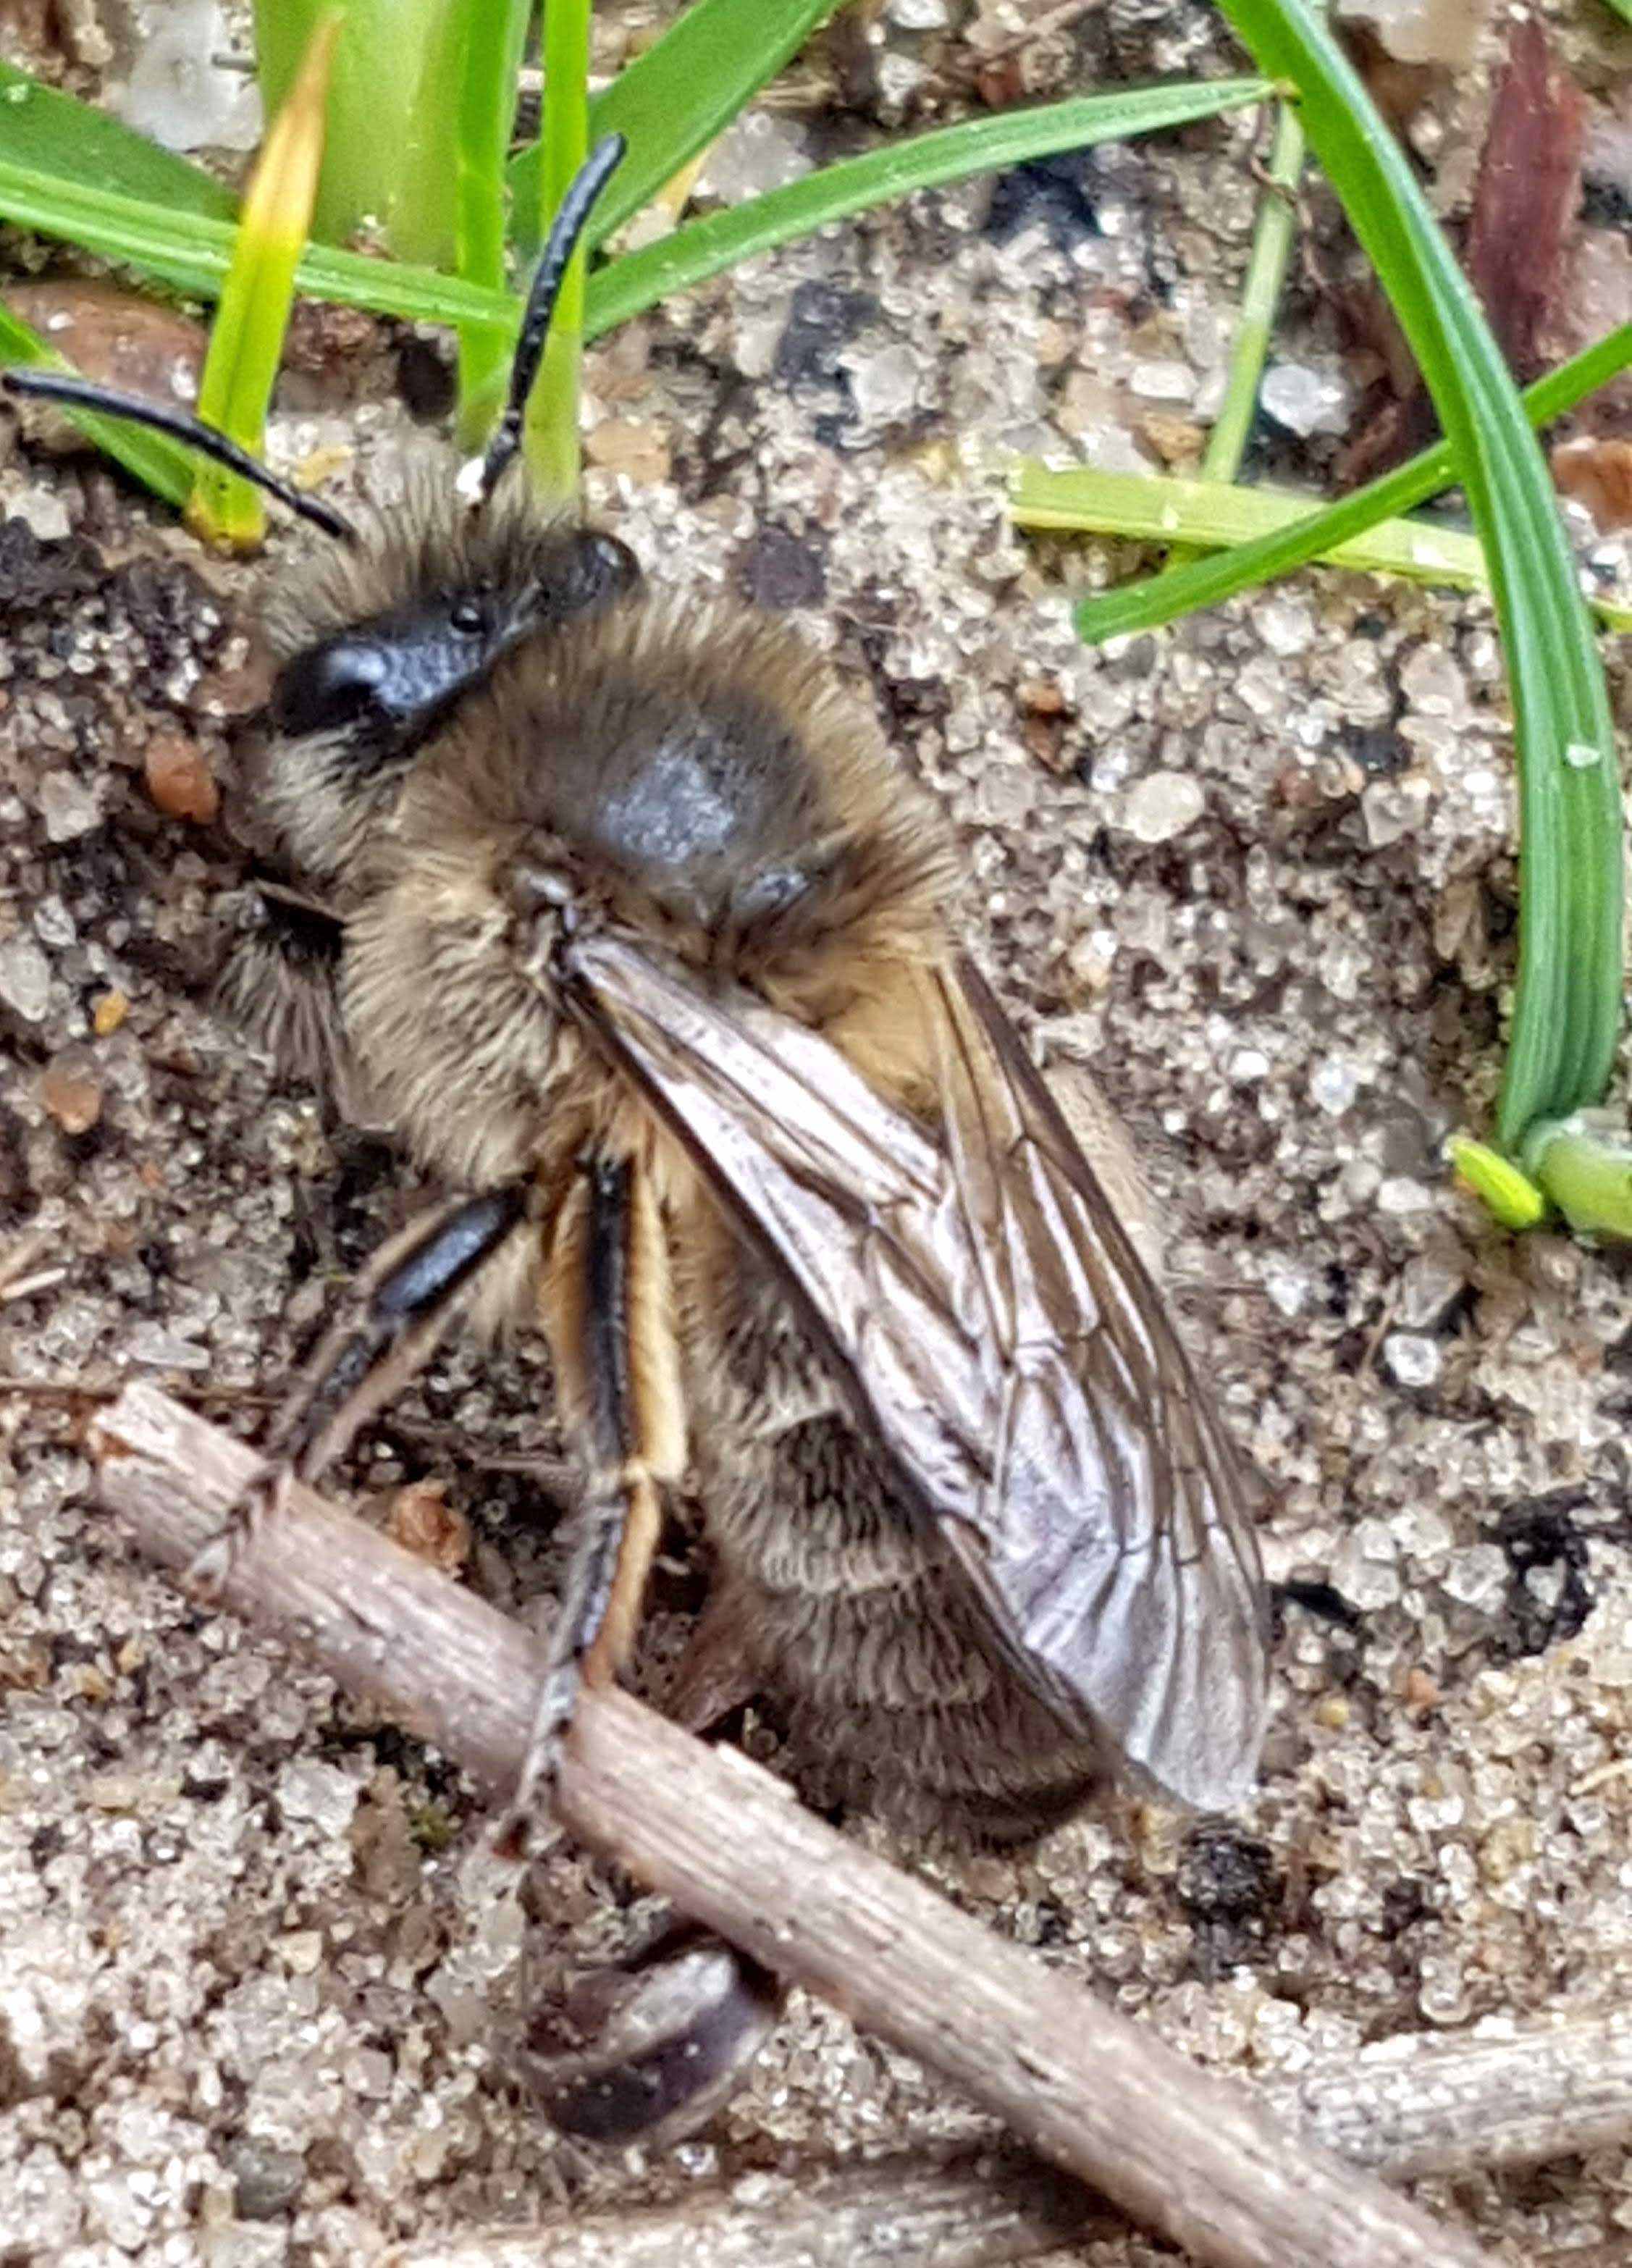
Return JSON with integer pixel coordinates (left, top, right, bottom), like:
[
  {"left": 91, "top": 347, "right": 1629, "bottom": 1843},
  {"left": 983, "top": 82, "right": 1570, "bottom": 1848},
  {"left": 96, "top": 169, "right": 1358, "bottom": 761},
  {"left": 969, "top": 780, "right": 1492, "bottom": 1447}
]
[
  {"left": 1166, "top": 93, "right": 1303, "bottom": 571},
  {"left": 1523, "top": 1120, "right": 1632, "bottom": 1239},
  {"left": 1217, "top": 0, "right": 1622, "bottom": 1151},
  {"left": 584, "top": 78, "right": 1272, "bottom": 338},
  {"left": 1447, "top": 1137, "right": 1549, "bottom": 1232},
  {"left": 1070, "top": 325, "right": 1632, "bottom": 644},
  {"left": 192, "top": 14, "right": 337, "bottom": 546},
  {"left": 253, "top": 0, "right": 452, "bottom": 253},
  {"left": 0, "top": 298, "right": 194, "bottom": 506},
  {"left": 509, "top": 0, "right": 839, "bottom": 251},
  {"left": 1014, "top": 460, "right": 1631, "bottom": 627},
  {"left": 0, "top": 79, "right": 1269, "bottom": 350},
  {"left": 526, "top": 0, "right": 593, "bottom": 497},
  {"left": 453, "top": 0, "right": 533, "bottom": 440},
  {"left": 0, "top": 154, "right": 516, "bottom": 327},
  {"left": 1195, "top": 99, "right": 1304, "bottom": 487},
  {"left": 0, "top": 59, "right": 235, "bottom": 219}
]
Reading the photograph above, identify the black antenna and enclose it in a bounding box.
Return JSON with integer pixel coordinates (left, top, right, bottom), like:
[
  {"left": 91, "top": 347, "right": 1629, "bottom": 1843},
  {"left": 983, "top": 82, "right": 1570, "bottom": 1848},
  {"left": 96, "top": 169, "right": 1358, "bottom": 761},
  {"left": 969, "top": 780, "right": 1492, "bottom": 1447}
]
[
  {"left": 1, "top": 368, "right": 358, "bottom": 542},
  {"left": 474, "top": 130, "right": 626, "bottom": 503}
]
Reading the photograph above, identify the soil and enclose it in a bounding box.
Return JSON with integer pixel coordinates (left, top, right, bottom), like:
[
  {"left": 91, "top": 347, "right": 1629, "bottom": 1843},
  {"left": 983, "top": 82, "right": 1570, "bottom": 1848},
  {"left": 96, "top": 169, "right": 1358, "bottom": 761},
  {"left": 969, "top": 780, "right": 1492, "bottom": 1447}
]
[{"left": 3, "top": 2, "right": 1632, "bottom": 2264}]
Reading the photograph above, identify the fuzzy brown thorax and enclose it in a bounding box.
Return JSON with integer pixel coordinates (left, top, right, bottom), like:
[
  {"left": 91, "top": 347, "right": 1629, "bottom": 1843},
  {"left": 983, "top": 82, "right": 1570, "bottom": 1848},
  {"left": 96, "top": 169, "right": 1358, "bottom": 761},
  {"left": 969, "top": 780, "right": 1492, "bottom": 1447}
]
[{"left": 240, "top": 481, "right": 957, "bottom": 1192}]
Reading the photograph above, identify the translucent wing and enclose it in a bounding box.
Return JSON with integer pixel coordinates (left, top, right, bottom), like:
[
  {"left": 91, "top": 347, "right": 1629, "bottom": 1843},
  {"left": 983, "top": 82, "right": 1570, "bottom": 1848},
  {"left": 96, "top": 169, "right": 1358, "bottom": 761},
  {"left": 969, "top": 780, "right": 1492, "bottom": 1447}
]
[{"left": 563, "top": 931, "right": 1269, "bottom": 1810}]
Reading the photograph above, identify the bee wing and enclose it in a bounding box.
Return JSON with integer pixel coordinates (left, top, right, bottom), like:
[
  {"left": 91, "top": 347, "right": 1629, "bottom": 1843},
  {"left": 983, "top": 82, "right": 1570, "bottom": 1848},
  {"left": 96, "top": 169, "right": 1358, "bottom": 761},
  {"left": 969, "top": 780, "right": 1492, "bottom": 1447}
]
[
  {"left": 927, "top": 957, "right": 1269, "bottom": 1810},
  {"left": 564, "top": 932, "right": 1269, "bottom": 1812}
]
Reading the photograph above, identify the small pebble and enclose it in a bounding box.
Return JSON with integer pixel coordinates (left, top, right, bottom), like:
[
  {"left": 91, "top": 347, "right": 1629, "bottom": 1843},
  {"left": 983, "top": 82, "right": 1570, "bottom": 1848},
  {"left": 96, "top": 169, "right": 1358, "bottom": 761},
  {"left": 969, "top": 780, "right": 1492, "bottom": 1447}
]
[
  {"left": 1384, "top": 1332, "right": 1442, "bottom": 1389},
  {"left": 92, "top": 990, "right": 130, "bottom": 1037},
  {"left": 1119, "top": 770, "right": 1205, "bottom": 843},
  {"left": 276, "top": 1759, "right": 361, "bottom": 1836},
  {"left": 1261, "top": 361, "right": 1352, "bottom": 438},
  {"left": 227, "top": 2139, "right": 306, "bottom": 2222},
  {"left": 1397, "top": 1255, "right": 1465, "bottom": 1330},
  {"left": 1309, "top": 1057, "right": 1360, "bottom": 1115},
  {"left": 0, "top": 936, "right": 51, "bottom": 1022},
  {"left": 387, "top": 1479, "right": 471, "bottom": 1575},
  {"left": 1443, "top": 1544, "right": 1509, "bottom": 1613},
  {"left": 842, "top": 341, "right": 920, "bottom": 426},
  {"left": 1330, "top": 1518, "right": 1402, "bottom": 1611},
  {"left": 1129, "top": 359, "right": 1194, "bottom": 403},
  {"left": 39, "top": 1049, "right": 103, "bottom": 1134},
  {"left": 9, "top": 485, "right": 70, "bottom": 542},
  {"left": 39, "top": 770, "right": 103, "bottom": 841},
  {"left": 144, "top": 732, "right": 219, "bottom": 823}
]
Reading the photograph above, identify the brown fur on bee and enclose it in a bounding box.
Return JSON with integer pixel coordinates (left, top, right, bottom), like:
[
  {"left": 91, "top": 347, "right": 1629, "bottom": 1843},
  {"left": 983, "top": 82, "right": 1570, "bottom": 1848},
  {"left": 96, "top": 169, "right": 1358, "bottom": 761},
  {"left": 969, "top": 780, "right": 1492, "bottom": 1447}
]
[{"left": 222, "top": 465, "right": 1264, "bottom": 1847}]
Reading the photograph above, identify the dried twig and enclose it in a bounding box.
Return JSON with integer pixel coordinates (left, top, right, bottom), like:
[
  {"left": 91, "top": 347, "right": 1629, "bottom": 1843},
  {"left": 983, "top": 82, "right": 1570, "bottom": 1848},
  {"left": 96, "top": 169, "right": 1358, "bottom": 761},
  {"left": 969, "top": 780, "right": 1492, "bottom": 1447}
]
[
  {"left": 96, "top": 1385, "right": 1522, "bottom": 2268},
  {"left": 383, "top": 2149, "right": 1105, "bottom": 2268},
  {"left": 380, "top": 2006, "right": 1632, "bottom": 2268},
  {"left": 1261, "top": 2009, "right": 1632, "bottom": 2179}
]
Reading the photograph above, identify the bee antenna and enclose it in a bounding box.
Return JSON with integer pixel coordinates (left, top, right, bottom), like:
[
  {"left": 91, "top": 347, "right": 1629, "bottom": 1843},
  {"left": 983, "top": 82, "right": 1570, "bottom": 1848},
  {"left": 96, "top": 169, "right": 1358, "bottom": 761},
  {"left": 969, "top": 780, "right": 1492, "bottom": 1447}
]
[
  {"left": 1, "top": 368, "right": 358, "bottom": 543},
  {"left": 472, "top": 130, "right": 627, "bottom": 503}
]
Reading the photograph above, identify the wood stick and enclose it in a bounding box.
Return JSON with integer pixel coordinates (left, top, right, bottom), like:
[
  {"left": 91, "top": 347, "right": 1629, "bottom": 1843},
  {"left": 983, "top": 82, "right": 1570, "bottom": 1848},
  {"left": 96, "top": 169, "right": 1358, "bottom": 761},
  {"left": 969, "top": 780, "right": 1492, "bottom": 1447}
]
[
  {"left": 382, "top": 2149, "right": 1106, "bottom": 2268},
  {"left": 1260, "top": 2007, "right": 1632, "bottom": 2179},
  {"left": 94, "top": 1384, "right": 1510, "bottom": 2268},
  {"left": 390, "top": 2013, "right": 1632, "bottom": 2268}
]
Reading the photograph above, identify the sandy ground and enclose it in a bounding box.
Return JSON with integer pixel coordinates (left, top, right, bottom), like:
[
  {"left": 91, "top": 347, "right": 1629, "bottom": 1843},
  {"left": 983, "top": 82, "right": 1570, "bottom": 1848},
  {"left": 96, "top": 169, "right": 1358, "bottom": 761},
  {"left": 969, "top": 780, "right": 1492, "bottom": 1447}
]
[{"left": 4, "top": 2, "right": 1632, "bottom": 2262}]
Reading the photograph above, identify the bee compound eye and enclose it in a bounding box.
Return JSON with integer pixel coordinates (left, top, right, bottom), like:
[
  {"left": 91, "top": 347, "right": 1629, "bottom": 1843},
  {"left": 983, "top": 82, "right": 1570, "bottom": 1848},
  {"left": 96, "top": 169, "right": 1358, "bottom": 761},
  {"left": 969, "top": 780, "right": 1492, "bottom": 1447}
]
[
  {"left": 270, "top": 638, "right": 391, "bottom": 736},
  {"left": 581, "top": 532, "right": 639, "bottom": 597},
  {"left": 537, "top": 531, "right": 640, "bottom": 623}
]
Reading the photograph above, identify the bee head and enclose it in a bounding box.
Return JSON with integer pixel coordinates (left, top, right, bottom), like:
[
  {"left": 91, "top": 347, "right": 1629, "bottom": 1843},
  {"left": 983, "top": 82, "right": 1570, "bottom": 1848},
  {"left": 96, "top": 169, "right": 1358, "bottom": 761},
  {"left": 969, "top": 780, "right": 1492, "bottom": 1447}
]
[
  {"left": 240, "top": 483, "right": 636, "bottom": 888},
  {"left": 4, "top": 138, "right": 635, "bottom": 891}
]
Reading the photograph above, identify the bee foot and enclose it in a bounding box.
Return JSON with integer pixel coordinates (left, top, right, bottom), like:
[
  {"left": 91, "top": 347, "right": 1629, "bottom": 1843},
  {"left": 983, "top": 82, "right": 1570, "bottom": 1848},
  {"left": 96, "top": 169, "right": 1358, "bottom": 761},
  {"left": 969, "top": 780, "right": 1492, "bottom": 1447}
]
[
  {"left": 185, "top": 1459, "right": 296, "bottom": 1599},
  {"left": 498, "top": 1659, "right": 582, "bottom": 1857}
]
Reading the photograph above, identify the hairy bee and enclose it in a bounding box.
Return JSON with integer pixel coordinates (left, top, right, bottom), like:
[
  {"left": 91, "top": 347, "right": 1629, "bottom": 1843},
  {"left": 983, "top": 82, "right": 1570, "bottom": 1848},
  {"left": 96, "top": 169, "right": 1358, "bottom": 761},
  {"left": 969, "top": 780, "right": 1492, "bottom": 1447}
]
[{"left": 12, "top": 138, "right": 1268, "bottom": 1846}]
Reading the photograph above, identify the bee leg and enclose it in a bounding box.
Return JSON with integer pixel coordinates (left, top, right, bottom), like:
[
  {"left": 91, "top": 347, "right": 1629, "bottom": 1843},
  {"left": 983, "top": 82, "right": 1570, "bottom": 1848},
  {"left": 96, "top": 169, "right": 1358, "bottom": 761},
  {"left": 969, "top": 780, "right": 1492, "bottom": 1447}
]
[
  {"left": 510, "top": 1154, "right": 685, "bottom": 1839},
  {"left": 186, "top": 1185, "right": 531, "bottom": 1592}
]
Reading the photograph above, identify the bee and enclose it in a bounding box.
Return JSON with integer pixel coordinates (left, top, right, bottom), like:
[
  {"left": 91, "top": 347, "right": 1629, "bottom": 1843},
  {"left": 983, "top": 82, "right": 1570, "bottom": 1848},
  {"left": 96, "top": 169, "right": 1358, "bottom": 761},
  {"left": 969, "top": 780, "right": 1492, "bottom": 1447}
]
[{"left": 11, "top": 135, "right": 1268, "bottom": 1848}]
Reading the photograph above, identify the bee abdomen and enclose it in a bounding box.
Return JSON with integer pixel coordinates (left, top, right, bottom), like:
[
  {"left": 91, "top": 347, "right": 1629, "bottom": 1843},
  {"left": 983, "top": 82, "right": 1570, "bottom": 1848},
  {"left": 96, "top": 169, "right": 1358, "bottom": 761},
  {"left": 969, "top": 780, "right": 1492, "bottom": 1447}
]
[{"left": 702, "top": 1412, "right": 1103, "bottom": 1846}]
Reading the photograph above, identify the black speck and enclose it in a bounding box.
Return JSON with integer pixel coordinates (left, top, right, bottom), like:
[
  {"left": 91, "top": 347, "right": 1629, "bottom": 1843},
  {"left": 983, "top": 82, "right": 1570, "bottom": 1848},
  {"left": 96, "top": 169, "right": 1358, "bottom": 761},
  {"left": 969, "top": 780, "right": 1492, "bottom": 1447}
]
[
  {"left": 0, "top": 518, "right": 104, "bottom": 616},
  {"left": 181, "top": 1770, "right": 232, "bottom": 1804},
  {"left": 985, "top": 151, "right": 1103, "bottom": 249},
  {"left": 397, "top": 334, "right": 457, "bottom": 423},
  {"left": 774, "top": 282, "right": 879, "bottom": 389},
  {"left": 1482, "top": 881, "right": 1518, "bottom": 945},
  {"left": 736, "top": 523, "right": 828, "bottom": 611},
  {"left": 227, "top": 2138, "right": 307, "bottom": 2221},
  {"left": 1031, "top": 1897, "right": 1072, "bottom": 1948},
  {"left": 1494, "top": 1494, "right": 1593, "bottom": 1658},
  {"left": 1342, "top": 724, "right": 1408, "bottom": 776},
  {"left": 1178, "top": 1826, "right": 1280, "bottom": 1923},
  {"left": 1381, "top": 1876, "right": 1431, "bottom": 1935},
  {"left": 30, "top": 1821, "right": 66, "bottom": 1869},
  {"left": 1178, "top": 1827, "right": 1280, "bottom": 1981},
  {"left": 1581, "top": 177, "right": 1632, "bottom": 230},
  {"left": 1271, "top": 1578, "right": 1364, "bottom": 1639}
]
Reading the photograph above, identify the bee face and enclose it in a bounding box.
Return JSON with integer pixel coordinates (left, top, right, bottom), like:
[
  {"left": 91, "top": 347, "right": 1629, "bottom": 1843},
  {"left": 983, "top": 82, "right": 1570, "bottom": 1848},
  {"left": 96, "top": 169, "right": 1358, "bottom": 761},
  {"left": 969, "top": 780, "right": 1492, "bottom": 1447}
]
[{"left": 242, "top": 468, "right": 639, "bottom": 896}]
